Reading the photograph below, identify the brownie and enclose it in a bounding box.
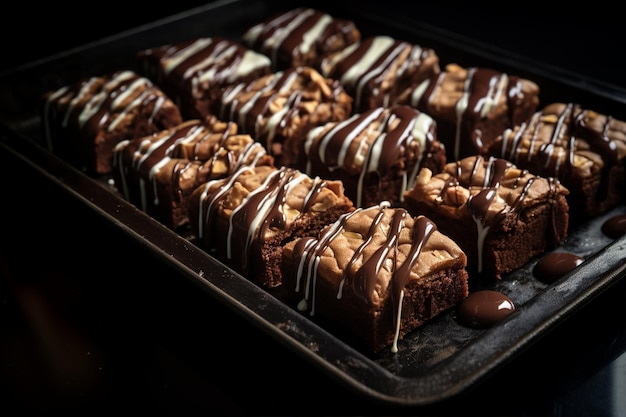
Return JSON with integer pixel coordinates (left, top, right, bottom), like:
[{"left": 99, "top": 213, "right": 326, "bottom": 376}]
[
  {"left": 396, "top": 63, "right": 540, "bottom": 161},
  {"left": 215, "top": 65, "right": 353, "bottom": 168},
  {"left": 403, "top": 155, "right": 570, "bottom": 279},
  {"left": 319, "top": 35, "right": 441, "bottom": 113},
  {"left": 42, "top": 70, "right": 183, "bottom": 175},
  {"left": 136, "top": 37, "right": 272, "bottom": 120},
  {"left": 188, "top": 165, "right": 355, "bottom": 289},
  {"left": 488, "top": 102, "right": 626, "bottom": 222},
  {"left": 302, "top": 104, "right": 446, "bottom": 207},
  {"left": 280, "top": 202, "right": 469, "bottom": 353},
  {"left": 113, "top": 117, "right": 274, "bottom": 229},
  {"left": 241, "top": 7, "right": 361, "bottom": 72}
]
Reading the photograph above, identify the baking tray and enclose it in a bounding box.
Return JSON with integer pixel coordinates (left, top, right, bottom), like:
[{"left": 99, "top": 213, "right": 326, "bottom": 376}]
[{"left": 1, "top": 0, "right": 626, "bottom": 406}]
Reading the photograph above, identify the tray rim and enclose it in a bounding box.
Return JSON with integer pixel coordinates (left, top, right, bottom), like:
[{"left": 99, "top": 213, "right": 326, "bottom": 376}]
[
  {"left": 2, "top": 0, "right": 626, "bottom": 406},
  {"left": 3, "top": 118, "right": 626, "bottom": 406}
]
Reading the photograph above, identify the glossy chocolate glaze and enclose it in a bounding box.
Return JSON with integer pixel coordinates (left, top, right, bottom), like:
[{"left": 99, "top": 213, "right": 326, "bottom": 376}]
[
  {"left": 113, "top": 119, "right": 270, "bottom": 215},
  {"left": 321, "top": 35, "right": 438, "bottom": 112},
  {"left": 147, "top": 37, "right": 270, "bottom": 94},
  {"left": 291, "top": 203, "right": 452, "bottom": 352},
  {"left": 533, "top": 252, "right": 584, "bottom": 284},
  {"left": 242, "top": 7, "right": 360, "bottom": 71},
  {"left": 43, "top": 70, "right": 172, "bottom": 151},
  {"left": 193, "top": 165, "right": 340, "bottom": 277},
  {"left": 498, "top": 102, "right": 624, "bottom": 206},
  {"left": 601, "top": 214, "right": 626, "bottom": 239},
  {"left": 137, "top": 37, "right": 272, "bottom": 119},
  {"left": 219, "top": 69, "right": 301, "bottom": 151},
  {"left": 192, "top": 165, "right": 255, "bottom": 244},
  {"left": 114, "top": 121, "right": 202, "bottom": 197},
  {"left": 304, "top": 105, "right": 438, "bottom": 207},
  {"left": 42, "top": 70, "right": 184, "bottom": 175},
  {"left": 217, "top": 66, "right": 350, "bottom": 166},
  {"left": 437, "top": 156, "right": 562, "bottom": 273},
  {"left": 228, "top": 167, "right": 319, "bottom": 269},
  {"left": 410, "top": 66, "right": 525, "bottom": 160},
  {"left": 45, "top": 71, "right": 158, "bottom": 132},
  {"left": 457, "top": 290, "right": 515, "bottom": 328}
]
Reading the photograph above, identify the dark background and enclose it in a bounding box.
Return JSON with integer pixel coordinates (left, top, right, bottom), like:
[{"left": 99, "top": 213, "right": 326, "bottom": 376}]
[
  {"left": 2, "top": 2, "right": 208, "bottom": 72},
  {"left": 2, "top": 2, "right": 626, "bottom": 415},
  {"left": 3, "top": 2, "right": 624, "bottom": 91}
]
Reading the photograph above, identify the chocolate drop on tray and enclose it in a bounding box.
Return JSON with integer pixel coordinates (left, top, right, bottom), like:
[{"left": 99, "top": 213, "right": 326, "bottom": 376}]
[
  {"left": 456, "top": 290, "right": 515, "bottom": 328},
  {"left": 601, "top": 214, "right": 626, "bottom": 239},
  {"left": 532, "top": 252, "right": 584, "bottom": 284}
]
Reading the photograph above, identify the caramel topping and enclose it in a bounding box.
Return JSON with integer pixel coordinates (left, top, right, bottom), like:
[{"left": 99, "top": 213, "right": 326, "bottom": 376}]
[
  {"left": 149, "top": 37, "right": 271, "bottom": 94},
  {"left": 44, "top": 70, "right": 173, "bottom": 150},
  {"left": 218, "top": 66, "right": 351, "bottom": 158},
  {"left": 289, "top": 203, "right": 465, "bottom": 351},
  {"left": 304, "top": 105, "right": 438, "bottom": 207},
  {"left": 194, "top": 165, "right": 348, "bottom": 275},
  {"left": 406, "top": 155, "right": 567, "bottom": 272},
  {"left": 113, "top": 119, "right": 271, "bottom": 214},
  {"left": 497, "top": 102, "right": 626, "bottom": 201},
  {"left": 321, "top": 36, "right": 439, "bottom": 112},
  {"left": 242, "top": 7, "right": 360, "bottom": 71},
  {"left": 407, "top": 64, "right": 539, "bottom": 160}
]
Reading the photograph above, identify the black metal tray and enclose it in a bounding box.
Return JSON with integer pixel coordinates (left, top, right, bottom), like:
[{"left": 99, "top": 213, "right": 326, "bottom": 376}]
[{"left": 1, "top": 0, "right": 625, "bottom": 406}]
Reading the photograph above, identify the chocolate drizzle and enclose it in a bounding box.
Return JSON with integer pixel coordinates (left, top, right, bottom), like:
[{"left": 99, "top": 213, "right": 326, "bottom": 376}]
[
  {"left": 158, "top": 37, "right": 270, "bottom": 97},
  {"left": 228, "top": 168, "right": 300, "bottom": 269},
  {"left": 113, "top": 120, "right": 269, "bottom": 217},
  {"left": 292, "top": 203, "right": 438, "bottom": 352},
  {"left": 322, "top": 36, "right": 435, "bottom": 112},
  {"left": 458, "top": 68, "right": 509, "bottom": 159},
  {"left": 467, "top": 157, "right": 509, "bottom": 221},
  {"left": 242, "top": 7, "right": 358, "bottom": 71},
  {"left": 196, "top": 166, "right": 330, "bottom": 276},
  {"left": 243, "top": 8, "right": 320, "bottom": 68},
  {"left": 499, "top": 102, "right": 621, "bottom": 202},
  {"left": 304, "top": 105, "right": 437, "bottom": 207},
  {"left": 194, "top": 166, "right": 254, "bottom": 245},
  {"left": 44, "top": 71, "right": 168, "bottom": 152},
  {"left": 439, "top": 155, "right": 559, "bottom": 273},
  {"left": 219, "top": 67, "right": 347, "bottom": 159},
  {"left": 351, "top": 208, "right": 405, "bottom": 305},
  {"left": 81, "top": 72, "right": 157, "bottom": 134},
  {"left": 390, "top": 216, "right": 437, "bottom": 327},
  {"left": 409, "top": 66, "right": 518, "bottom": 160},
  {"left": 466, "top": 157, "right": 509, "bottom": 272}
]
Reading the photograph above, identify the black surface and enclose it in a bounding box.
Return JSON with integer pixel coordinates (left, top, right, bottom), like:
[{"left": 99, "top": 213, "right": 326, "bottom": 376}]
[
  {"left": 4, "top": 2, "right": 624, "bottom": 91},
  {"left": 2, "top": 140, "right": 626, "bottom": 416},
  {"left": 2, "top": 2, "right": 626, "bottom": 415},
  {"left": 2, "top": 168, "right": 625, "bottom": 416},
  {"left": 2, "top": 3, "right": 207, "bottom": 72}
]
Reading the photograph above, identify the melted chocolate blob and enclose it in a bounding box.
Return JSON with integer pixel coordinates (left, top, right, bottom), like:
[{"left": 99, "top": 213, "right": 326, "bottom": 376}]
[
  {"left": 457, "top": 290, "right": 515, "bottom": 328},
  {"left": 601, "top": 214, "right": 626, "bottom": 239},
  {"left": 533, "top": 252, "right": 584, "bottom": 284}
]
